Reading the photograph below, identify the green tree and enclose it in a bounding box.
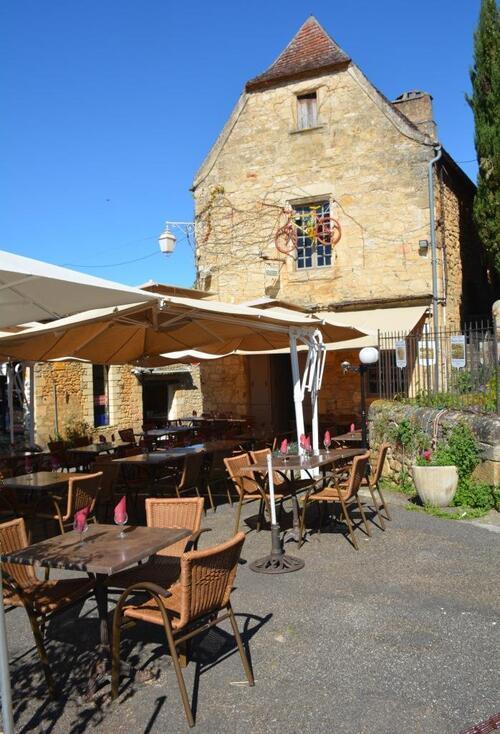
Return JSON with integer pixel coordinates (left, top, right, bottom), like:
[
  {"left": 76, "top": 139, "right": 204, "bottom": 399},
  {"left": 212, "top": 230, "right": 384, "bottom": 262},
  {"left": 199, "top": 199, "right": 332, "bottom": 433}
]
[{"left": 467, "top": 0, "right": 500, "bottom": 277}]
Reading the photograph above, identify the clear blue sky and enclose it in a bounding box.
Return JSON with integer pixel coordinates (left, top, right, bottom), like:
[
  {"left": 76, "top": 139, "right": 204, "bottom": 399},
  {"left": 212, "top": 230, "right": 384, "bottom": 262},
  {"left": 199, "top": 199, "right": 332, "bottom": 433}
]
[{"left": 0, "top": 0, "right": 480, "bottom": 289}]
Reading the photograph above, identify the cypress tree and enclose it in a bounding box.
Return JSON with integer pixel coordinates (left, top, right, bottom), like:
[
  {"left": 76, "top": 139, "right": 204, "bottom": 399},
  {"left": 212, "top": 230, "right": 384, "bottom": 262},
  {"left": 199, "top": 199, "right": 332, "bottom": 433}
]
[{"left": 467, "top": 0, "right": 500, "bottom": 277}]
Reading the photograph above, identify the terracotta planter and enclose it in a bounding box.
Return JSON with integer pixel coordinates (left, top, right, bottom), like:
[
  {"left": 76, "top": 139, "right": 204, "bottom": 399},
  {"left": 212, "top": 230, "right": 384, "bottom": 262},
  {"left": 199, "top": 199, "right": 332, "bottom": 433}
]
[{"left": 412, "top": 465, "right": 459, "bottom": 507}]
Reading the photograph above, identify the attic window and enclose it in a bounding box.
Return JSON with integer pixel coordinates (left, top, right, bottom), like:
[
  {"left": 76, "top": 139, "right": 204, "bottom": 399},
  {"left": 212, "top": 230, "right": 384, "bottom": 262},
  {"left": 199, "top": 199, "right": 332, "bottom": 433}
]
[{"left": 297, "top": 92, "right": 317, "bottom": 130}]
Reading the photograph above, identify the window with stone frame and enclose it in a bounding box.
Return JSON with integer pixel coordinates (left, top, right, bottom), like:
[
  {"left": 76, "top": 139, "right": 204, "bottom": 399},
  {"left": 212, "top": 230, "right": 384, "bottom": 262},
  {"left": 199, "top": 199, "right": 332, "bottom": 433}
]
[
  {"left": 92, "top": 364, "right": 109, "bottom": 427},
  {"left": 293, "top": 201, "right": 332, "bottom": 269},
  {"left": 296, "top": 92, "right": 318, "bottom": 129}
]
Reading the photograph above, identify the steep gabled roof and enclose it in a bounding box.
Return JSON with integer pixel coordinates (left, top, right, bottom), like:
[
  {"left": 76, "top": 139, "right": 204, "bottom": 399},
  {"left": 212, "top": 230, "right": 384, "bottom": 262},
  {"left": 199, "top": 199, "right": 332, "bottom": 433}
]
[{"left": 246, "top": 16, "right": 350, "bottom": 92}]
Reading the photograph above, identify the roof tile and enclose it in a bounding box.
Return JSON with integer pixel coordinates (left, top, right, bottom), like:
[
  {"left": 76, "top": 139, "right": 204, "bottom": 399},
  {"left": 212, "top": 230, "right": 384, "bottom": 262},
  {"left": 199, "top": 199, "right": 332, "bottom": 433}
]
[{"left": 246, "top": 16, "right": 350, "bottom": 92}]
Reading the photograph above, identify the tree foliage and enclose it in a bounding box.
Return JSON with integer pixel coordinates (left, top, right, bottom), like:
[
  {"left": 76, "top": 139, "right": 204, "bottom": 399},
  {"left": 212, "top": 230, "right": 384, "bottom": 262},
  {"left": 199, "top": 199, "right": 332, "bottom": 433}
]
[{"left": 467, "top": 0, "right": 500, "bottom": 277}]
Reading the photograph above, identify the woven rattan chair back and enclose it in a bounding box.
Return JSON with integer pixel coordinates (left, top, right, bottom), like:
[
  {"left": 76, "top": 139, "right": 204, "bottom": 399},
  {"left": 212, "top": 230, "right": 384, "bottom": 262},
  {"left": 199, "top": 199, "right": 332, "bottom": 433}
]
[
  {"left": 145, "top": 497, "right": 204, "bottom": 557},
  {"left": 206, "top": 449, "right": 232, "bottom": 480},
  {"left": 73, "top": 436, "right": 91, "bottom": 447},
  {"left": 178, "top": 453, "right": 204, "bottom": 492},
  {"left": 0, "top": 518, "right": 38, "bottom": 588},
  {"left": 372, "top": 443, "right": 390, "bottom": 484},
  {"left": 177, "top": 531, "right": 245, "bottom": 628},
  {"left": 249, "top": 448, "right": 286, "bottom": 486},
  {"left": 345, "top": 453, "right": 370, "bottom": 499},
  {"left": 90, "top": 461, "right": 120, "bottom": 504},
  {"left": 224, "top": 453, "right": 260, "bottom": 498},
  {"left": 65, "top": 472, "right": 103, "bottom": 521},
  {"left": 118, "top": 428, "right": 136, "bottom": 444}
]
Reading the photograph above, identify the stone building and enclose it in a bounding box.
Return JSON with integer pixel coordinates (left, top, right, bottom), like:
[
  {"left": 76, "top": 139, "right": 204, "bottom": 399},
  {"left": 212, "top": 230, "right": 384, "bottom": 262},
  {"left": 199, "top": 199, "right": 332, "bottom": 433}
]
[{"left": 190, "top": 16, "right": 494, "bottom": 433}]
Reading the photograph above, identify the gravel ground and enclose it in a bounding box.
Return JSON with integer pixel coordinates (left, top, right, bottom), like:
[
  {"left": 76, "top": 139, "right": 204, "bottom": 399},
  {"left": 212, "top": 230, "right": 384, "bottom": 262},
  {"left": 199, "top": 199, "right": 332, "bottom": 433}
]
[{"left": 4, "top": 494, "right": 499, "bottom": 734}]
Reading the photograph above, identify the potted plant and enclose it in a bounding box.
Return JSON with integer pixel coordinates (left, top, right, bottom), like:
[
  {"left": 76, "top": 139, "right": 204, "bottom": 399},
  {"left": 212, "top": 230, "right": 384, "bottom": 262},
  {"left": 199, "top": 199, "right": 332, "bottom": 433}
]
[
  {"left": 412, "top": 422, "right": 480, "bottom": 507},
  {"left": 413, "top": 449, "right": 459, "bottom": 507}
]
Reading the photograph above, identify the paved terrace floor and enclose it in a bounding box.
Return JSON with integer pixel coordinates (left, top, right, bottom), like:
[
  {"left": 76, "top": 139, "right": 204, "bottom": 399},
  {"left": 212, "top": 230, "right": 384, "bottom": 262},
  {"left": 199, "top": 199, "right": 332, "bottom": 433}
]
[{"left": 4, "top": 495, "right": 499, "bottom": 734}]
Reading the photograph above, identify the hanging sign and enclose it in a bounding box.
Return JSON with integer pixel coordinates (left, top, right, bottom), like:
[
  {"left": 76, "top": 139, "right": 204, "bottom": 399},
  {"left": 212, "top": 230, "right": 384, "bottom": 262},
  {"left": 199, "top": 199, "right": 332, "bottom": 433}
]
[
  {"left": 418, "top": 340, "right": 435, "bottom": 366},
  {"left": 450, "top": 335, "right": 466, "bottom": 369},
  {"left": 395, "top": 340, "right": 407, "bottom": 369}
]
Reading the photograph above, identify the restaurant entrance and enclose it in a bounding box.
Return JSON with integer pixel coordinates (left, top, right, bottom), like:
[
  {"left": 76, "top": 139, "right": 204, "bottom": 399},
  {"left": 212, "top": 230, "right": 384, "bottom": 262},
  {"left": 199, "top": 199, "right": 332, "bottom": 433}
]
[{"left": 247, "top": 354, "right": 295, "bottom": 436}]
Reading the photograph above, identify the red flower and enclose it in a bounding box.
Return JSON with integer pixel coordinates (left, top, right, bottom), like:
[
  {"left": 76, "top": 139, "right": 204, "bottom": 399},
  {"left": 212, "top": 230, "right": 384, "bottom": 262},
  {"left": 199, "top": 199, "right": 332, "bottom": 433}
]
[{"left": 422, "top": 450, "right": 432, "bottom": 462}]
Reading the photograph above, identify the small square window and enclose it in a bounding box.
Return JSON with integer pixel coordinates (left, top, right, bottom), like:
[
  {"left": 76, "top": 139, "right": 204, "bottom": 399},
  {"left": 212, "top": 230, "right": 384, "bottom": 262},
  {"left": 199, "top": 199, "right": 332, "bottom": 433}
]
[{"left": 297, "top": 92, "right": 317, "bottom": 130}]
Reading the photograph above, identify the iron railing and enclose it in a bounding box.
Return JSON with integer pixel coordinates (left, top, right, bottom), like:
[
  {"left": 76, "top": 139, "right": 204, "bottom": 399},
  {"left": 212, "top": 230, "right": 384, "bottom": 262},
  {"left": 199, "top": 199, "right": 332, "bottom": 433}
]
[{"left": 376, "top": 319, "right": 499, "bottom": 414}]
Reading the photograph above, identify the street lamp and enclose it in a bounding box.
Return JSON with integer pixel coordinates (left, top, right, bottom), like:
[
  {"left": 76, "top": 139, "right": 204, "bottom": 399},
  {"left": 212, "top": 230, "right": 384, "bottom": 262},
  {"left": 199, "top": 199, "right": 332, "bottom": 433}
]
[
  {"left": 340, "top": 347, "right": 379, "bottom": 448},
  {"left": 158, "top": 224, "right": 177, "bottom": 254}
]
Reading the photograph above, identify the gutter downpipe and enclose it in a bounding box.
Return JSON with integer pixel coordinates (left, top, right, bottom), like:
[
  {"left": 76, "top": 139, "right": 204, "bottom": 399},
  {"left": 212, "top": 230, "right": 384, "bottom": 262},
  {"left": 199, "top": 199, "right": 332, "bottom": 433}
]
[{"left": 428, "top": 143, "right": 442, "bottom": 391}]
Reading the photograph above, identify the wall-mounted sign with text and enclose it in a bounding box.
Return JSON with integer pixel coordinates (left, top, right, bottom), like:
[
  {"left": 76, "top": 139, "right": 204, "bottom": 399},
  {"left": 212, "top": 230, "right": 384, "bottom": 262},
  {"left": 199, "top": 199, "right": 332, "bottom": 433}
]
[
  {"left": 395, "top": 340, "right": 407, "bottom": 369},
  {"left": 418, "top": 339, "right": 435, "bottom": 366},
  {"left": 450, "top": 335, "right": 466, "bottom": 369}
]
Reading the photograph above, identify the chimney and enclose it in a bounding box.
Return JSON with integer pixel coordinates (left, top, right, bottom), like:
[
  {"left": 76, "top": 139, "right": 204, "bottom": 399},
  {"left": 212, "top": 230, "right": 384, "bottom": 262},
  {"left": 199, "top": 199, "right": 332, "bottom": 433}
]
[{"left": 392, "top": 91, "right": 436, "bottom": 140}]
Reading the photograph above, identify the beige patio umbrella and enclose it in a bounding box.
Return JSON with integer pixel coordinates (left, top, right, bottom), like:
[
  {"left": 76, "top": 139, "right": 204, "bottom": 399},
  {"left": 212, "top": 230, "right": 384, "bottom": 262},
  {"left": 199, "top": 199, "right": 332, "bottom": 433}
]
[{"left": 0, "top": 294, "right": 363, "bottom": 363}]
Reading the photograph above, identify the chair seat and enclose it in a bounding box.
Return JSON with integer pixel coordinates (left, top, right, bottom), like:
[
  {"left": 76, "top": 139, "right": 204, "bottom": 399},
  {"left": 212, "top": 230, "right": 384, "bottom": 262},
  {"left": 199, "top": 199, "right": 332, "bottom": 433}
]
[
  {"left": 4, "top": 577, "right": 94, "bottom": 614},
  {"left": 107, "top": 555, "right": 180, "bottom": 590},
  {"left": 123, "top": 580, "right": 184, "bottom": 629},
  {"left": 304, "top": 486, "right": 350, "bottom": 502}
]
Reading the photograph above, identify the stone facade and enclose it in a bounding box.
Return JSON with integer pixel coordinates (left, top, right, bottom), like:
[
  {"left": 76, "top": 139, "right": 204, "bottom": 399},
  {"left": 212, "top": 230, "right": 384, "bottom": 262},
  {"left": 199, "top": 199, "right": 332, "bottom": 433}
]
[
  {"left": 33, "top": 362, "right": 143, "bottom": 446},
  {"left": 190, "top": 17, "right": 493, "bottom": 426}
]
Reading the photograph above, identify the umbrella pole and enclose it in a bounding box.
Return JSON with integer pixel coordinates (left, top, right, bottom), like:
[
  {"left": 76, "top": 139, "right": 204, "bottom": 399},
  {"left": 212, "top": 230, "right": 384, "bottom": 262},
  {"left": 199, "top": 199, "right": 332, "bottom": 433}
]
[
  {"left": 7, "top": 364, "right": 14, "bottom": 447},
  {"left": 28, "top": 366, "right": 35, "bottom": 447},
  {"left": 289, "top": 332, "right": 305, "bottom": 453},
  {"left": 0, "top": 562, "right": 15, "bottom": 734},
  {"left": 249, "top": 453, "right": 304, "bottom": 574}
]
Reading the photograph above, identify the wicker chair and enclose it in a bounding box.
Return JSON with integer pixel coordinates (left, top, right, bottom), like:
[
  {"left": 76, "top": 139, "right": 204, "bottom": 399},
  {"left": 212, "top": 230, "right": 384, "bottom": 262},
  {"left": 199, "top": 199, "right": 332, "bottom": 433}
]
[
  {"left": 106, "top": 497, "right": 205, "bottom": 590},
  {"left": 224, "top": 453, "right": 283, "bottom": 535},
  {"left": 362, "top": 443, "right": 391, "bottom": 528},
  {"left": 157, "top": 453, "right": 204, "bottom": 501},
  {"left": 90, "top": 458, "right": 121, "bottom": 522},
  {"left": 111, "top": 531, "right": 253, "bottom": 727},
  {"left": 0, "top": 517, "right": 95, "bottom": 695},
  {"left": 34, "top": 472, "right": 103, "bottom": 534},
  {"left": 203, "top": 448, "right": 234, "bottom": 512},
  {"left": 118, "top": 428, "right": 136, "bottom": 445},
  {"left": 299, "top": 452, "right": 371, "bottom": 550}
]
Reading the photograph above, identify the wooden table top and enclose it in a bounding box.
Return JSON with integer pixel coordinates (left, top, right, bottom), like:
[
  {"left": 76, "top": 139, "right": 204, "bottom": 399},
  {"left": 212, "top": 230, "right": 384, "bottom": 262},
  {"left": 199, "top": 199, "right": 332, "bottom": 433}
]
[
  {"left": 178, "top": 416, "right": 247, "bottom": 424},
  {"left": 1, "top": 471, "right": 73, "bottom": 491},
  {"left": 113, "top": 440, "right": 238, "bottom": 465},
  {"left": 332, "top": 431, "right": 363, "bottom": 443},
  {"left": 1, "top": 523, "right": 191, "bottom": 576},
  {"left": 238, "top": 448, "right": 366, "bottom": 475},
  {"left": 140, "top": 426, "right": 192, "bottom": 437},
  {"left": 68, "top": 443, "right": 116, "bottom": 454}
]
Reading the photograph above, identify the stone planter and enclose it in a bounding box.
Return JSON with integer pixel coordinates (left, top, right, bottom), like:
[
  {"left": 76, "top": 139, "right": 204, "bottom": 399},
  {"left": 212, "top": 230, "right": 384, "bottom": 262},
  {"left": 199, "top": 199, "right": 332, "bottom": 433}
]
[{"left": 412, "top": 465, "right": 459, "bottom": 507}]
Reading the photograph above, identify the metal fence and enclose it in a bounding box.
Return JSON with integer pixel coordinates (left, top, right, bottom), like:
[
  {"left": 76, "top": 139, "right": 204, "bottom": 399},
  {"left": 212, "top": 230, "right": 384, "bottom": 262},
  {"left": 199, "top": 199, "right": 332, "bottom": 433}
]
[{"left": 377, "top": 319, "right": 499, "bottom": 414}]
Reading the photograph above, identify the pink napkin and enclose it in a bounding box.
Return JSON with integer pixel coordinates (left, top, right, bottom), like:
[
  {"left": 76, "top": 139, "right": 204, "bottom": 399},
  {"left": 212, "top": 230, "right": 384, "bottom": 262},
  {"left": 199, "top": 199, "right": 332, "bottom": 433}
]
[
  {"left": 280, "top": 439, "right": 288, "bottom": 454},
  {"left": 74, "top": 506, "right": 90, "bottom": 533},
  {"left": 299, "top": 434, "right": 307, "bottom": 448},
  {"left": 324, "top": 431, "right": 331, "bottom": 446},
  {"left": 350, "top": 423, "right": 355, "bottom": 433},
  {"left": 114, "top": 495, "right": 127, "bottom": 524},
  {"left": 50, "top": 455, "right": 60, "bottom": 470},
  {"left": 24, "top": 457, "right": 33, "bottom": 473},
  {"left": 305, "top": 436, "right": 312, "bottom": 452}
]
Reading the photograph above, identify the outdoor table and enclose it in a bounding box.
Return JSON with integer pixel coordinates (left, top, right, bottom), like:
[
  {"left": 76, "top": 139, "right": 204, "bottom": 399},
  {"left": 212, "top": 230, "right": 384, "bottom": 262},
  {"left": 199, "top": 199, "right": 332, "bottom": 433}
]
[
  {"left": 238, "top": 448, "right": 365, "bottom": 542},
  {"left": 0, "top": 451, "right": 50, "bottom": 475},
  {"left": 1, "top": 523, "right": 190, "bottom": 698},
  {"left": 68, "top": 443, "right": 117, "bottom": 455},
  {"left": 138, "top": 426, "right": 192, "bottom": 438},
  {"left": 0, "top": 471, "right": 71, "bottom": 492},
  {"left": 177, "top": 416, "right": 247, "bottom": 425},
  {"left": 332, "top": 430, "right": 363, "bottom": 445}
]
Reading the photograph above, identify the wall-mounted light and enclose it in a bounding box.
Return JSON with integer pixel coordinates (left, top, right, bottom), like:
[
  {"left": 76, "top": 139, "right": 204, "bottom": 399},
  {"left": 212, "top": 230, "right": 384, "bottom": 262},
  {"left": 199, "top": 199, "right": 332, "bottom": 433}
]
[
  {"left": 418, "top": 239, "right": 429, "bottom": 256},
  {"left": 158, "top": 225, "right": 177, "bottom": 255}
]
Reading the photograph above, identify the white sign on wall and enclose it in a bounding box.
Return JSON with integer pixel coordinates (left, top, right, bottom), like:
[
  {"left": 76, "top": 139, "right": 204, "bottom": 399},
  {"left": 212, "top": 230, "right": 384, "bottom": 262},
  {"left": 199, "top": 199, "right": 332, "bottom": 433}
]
[
  {"left": 418, "top": 339, "right": 435, "bottom": 366},
  {"left": 450, "top": 335, "right": 466, "bottom": 369},
  {"left": 395, "top": 340, "right": 407, "bottom": 369}
]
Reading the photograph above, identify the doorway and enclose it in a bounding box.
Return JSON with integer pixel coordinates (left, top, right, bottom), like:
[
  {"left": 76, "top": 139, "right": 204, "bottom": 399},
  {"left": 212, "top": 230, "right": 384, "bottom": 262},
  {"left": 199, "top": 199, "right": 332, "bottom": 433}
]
[
  {"left": 142, "top": 378, "right": 174, "bottom": 423},
  {"left": 247, "top": 355, "right": 295, "bottom": 436}
]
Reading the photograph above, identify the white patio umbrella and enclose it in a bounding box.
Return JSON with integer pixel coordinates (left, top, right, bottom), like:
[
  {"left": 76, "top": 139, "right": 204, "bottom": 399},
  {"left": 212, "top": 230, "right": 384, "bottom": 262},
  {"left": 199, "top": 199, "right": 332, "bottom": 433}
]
[
  {"left": 0, "top": 249, "right": 158, "bottom": 328},
  {"left": 0, "top": 252, "right": 157, "bottom": 734}
]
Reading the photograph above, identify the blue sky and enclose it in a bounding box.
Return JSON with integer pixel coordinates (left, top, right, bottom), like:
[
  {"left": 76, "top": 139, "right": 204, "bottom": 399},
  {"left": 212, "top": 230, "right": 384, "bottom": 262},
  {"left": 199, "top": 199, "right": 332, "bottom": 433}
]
[{"left": 0, "top": 1, "right": 480, "bottom": 289}]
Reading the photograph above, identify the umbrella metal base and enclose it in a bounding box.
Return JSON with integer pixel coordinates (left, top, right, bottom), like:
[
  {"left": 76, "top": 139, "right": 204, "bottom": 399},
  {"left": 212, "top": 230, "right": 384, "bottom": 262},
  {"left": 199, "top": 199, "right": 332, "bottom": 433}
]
[{"left": 249, "top": 523, "right": 304, "bottom": 574}]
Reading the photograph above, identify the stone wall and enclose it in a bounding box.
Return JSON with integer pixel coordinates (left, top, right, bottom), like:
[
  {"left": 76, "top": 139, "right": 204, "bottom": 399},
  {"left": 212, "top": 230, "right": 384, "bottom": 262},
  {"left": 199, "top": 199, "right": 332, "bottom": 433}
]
[
  {"left": 368, "top": 400, "right": 500, "bottom": 486},
  {"left": 34, "top": 362, "right": 143, "bottom": 446},
  {"left": 438, "top": 162, "right": 492, "bottom": 327},
  {"left": 199, "top": 356, "right": 249, "bottom": 417},
  {"left": 169, "top": 366, "right": 203, "bottom": 418}
]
